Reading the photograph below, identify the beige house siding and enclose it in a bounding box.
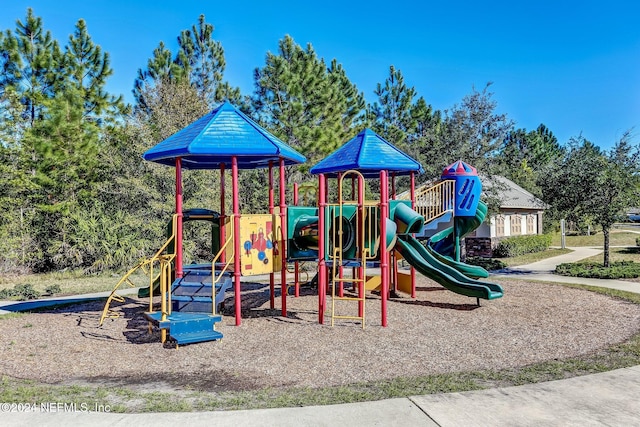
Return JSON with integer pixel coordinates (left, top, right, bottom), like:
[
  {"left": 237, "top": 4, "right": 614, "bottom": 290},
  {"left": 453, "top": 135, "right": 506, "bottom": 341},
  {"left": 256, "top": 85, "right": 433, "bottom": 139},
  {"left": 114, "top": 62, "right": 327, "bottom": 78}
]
[{"left": 487, "top": 209, "right": 543, "bottom": 238}]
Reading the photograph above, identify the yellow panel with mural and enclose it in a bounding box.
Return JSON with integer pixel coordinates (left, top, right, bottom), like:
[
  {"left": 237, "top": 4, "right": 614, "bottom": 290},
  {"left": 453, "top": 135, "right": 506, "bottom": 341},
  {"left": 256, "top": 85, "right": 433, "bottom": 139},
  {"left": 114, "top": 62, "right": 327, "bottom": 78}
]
[{"left": 234, "top": 214, "right": 282, "bottom": 275}]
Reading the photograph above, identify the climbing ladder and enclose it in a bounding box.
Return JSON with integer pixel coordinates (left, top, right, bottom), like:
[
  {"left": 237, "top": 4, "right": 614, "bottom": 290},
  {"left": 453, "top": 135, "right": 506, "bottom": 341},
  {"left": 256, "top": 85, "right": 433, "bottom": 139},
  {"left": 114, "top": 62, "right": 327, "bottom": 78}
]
[{"left": 329, "top": 171, "right": 372, "bottom": 328}]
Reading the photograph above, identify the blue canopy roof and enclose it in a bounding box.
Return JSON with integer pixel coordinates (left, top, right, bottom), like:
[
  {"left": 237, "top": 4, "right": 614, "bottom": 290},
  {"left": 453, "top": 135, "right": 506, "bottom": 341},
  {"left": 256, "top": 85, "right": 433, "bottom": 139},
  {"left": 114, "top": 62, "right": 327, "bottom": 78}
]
[
  {"left": 309, "top": 128, "right": 424, "bottom": 177},
  {"left": 143, "top": 101, "right": 306, "bottom": 169}
]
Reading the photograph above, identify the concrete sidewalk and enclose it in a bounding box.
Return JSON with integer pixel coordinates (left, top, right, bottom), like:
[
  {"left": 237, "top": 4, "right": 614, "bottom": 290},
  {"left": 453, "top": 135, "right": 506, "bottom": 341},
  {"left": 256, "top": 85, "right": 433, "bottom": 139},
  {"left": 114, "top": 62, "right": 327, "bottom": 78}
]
[
  {"left": 4, "top": 366, "right": 640, "bottom": 426},
  {"left": 492, "top": 246, "right": 640, "bottom": 294},
  {"left": 2, "top": 247, "right": 640, "bottom": 426},
  {"left": 0, "top": 287, "right": 139, "bottom": 315}
]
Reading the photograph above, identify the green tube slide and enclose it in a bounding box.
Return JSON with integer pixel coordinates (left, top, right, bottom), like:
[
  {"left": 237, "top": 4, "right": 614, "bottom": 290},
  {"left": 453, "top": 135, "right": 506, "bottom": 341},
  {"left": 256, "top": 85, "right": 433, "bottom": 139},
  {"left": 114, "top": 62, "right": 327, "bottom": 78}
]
[
  {"left": 395, "top": 234, "right": 503, "bottom": 300},
  {"left": 425, "top": 244, "right": 489, "bottom": 279},
  {"left": 430, "top": 200, "right": 488, "bottom": 255},
  {"left": 393, "top": 201, "right": 489, "bottom": 279}
]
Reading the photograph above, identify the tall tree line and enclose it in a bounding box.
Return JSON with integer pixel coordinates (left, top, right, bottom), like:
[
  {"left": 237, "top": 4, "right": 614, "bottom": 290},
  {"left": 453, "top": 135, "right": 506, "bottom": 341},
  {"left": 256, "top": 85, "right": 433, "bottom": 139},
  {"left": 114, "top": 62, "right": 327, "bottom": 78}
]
[
  {"left": 1, "top": 9, "right": 637, "bottom": 274},
  {"left": 0, "top": 9, "right": 124, "bottom": 272}
]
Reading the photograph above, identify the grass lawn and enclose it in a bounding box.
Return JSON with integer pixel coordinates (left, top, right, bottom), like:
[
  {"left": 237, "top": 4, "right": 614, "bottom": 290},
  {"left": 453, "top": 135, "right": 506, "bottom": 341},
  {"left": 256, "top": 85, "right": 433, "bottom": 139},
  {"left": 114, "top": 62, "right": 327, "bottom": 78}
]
[
  {"left": 496, "top": 248, "right": 573, "bottom": 267},
  {"left": 578, "top": 247, "right": 640, "bottom": 265},
  {"left": 0, "top": 270, "right": 146, "bottom": 300},
  {"left": 550, "top": 230, "right": 639, "bottom": 247}
]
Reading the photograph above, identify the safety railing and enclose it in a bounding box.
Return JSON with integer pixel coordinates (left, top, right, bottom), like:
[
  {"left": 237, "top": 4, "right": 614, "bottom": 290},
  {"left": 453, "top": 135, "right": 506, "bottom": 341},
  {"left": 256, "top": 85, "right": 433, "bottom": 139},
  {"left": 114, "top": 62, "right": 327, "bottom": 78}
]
[
  {"left": 401, "top": 180, "right": 455, "bottom": 223},
  {"left": 211, "top": 232, "right": 235, "bottom": 316},
  {"left": 99, "top": 215, "right": 179, "bottom": 328}
]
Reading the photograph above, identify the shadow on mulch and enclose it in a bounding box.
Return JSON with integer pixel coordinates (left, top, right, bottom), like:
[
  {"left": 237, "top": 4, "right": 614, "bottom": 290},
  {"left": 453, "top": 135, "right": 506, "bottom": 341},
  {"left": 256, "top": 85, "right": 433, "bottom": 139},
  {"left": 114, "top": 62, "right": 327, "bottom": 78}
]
[
  {"left": 390, "top": 297, "right": 480, "bottom": 311},
  {"left": 415, "top": 286, "right": 447, "bottom": 292}
]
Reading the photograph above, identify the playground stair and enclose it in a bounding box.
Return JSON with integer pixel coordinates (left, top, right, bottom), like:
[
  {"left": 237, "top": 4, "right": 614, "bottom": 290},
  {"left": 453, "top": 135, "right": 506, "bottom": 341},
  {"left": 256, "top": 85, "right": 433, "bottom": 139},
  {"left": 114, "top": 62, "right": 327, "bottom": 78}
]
[
  {"left": 171, "top": 268, "right": 232, "bottom": 313},
  {"left": 144, "top": 311, "right": 223, "bottom": 346},
  {"left": 398, "top": 180, "right": 455, "bottom": 236}
]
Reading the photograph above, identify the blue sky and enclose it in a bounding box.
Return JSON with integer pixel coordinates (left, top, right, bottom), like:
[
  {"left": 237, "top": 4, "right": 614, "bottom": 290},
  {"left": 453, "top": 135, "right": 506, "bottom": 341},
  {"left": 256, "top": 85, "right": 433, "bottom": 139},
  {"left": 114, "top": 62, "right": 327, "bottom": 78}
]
[{"left": 1, "top": 0, "right": 638, "bottom": 149}]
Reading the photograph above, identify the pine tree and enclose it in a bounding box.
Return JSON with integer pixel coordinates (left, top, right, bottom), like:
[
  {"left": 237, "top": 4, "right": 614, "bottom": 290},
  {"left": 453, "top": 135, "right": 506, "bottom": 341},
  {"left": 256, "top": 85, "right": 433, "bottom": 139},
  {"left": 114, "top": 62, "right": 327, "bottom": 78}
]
[
  {"left": 176, "top": 14, "right": 226, "bottom": 106},
  {"left": 0, "top": 8, "right": 64, "bottom": 127},
  {"left": 0, "top": 9, "right": 125, "bottom": 272},
  {"left": 21, "top": 87, "right": 102, "bottom": 270},
  {"left": 133, "top": 41, "right": 186, "bottom": 112},
  {"left": 253, "top": 35, "right": 365, "bottom": 172},
  {"left": 64, "top": 18, "right": 125, "bottom": 123},
  {"left": 499, "top": 124, "right": 564, "bottom": 196},
  {"left": 371, "top": 65, "right": 416, "bottom": 146},
  {"left": 134, "top": 15, "right": 240, "bottom": 112},
  {"left": 369, "top": 66, "right": 442, "bottom": 179}
]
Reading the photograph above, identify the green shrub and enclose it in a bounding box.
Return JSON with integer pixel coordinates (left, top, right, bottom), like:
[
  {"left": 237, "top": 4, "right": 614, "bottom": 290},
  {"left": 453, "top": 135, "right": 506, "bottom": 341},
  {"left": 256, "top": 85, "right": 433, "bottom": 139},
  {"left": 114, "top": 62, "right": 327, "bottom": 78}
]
[
  {"left": 0, "top": 284, "right": 40, "bottom": 301},
  {"left": 466, "top": 257, "right": 506, "bottom": 271},
  {"left": 555, "top": 261, "right": 640, "bottom": 279},
  {"left": 0, "top": 288, "right": 15, "bottom": 299},
  {"left": 493, "top": 234, "right": 552, "bottom": 258},
  {"left": 13, "top": 284, "right": 40, "bottom": 300},
  {"left": 45, "top": 284, "right": 62, "bottom": 295}
]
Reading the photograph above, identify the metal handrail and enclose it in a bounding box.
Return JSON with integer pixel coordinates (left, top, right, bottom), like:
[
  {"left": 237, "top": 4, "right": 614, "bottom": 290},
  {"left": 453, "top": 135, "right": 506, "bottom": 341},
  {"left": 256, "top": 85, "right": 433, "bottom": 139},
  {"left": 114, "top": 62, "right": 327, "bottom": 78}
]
[
  {"left": 148, "top": 214, "right": 179, "bottom": 313},
  {"left": 401, "top": 180, "right": 455, "bottom": 223},
  {"left": 99, "top": 214, "right": 179, "bottom": 327},
  {"left": 211, "top": 231, "right": 235, "bottom": 316}
]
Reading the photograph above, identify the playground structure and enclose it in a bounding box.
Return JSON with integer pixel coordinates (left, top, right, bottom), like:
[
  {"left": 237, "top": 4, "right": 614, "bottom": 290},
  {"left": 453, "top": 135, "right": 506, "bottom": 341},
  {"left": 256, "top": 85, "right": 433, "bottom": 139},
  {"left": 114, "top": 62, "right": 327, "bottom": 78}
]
[{"left": 100, "top": 102, "right": 503, "bottom": 346}]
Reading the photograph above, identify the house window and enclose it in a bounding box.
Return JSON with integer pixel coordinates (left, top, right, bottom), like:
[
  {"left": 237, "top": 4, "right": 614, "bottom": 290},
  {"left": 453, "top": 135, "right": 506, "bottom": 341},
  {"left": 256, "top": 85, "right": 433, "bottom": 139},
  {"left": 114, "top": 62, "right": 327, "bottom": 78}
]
[
  {"left": 527, "top": 214, "right": 536, "bottom": 234},
  {"left": 495, "top": 215, "right": 505, "bottom": 237},
  {"left": 511, "top": 214, "right": 522, "bottom": 235}
]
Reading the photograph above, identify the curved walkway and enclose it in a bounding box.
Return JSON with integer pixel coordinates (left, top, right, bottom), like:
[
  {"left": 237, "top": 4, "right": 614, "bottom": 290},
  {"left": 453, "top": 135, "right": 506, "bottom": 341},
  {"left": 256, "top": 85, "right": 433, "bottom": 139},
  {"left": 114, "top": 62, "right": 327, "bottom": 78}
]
[
  {"left": 3, "top": 248, "right": 640, "bottom": 426},
  {"left": 492, "top": 246, "right": 640, "bottom": 294}
]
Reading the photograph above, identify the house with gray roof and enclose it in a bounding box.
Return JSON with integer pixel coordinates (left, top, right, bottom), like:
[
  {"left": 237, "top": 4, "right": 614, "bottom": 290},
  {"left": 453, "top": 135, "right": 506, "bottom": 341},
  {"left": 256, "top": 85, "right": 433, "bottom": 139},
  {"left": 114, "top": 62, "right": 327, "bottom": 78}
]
[
  {"left": 464, "top": 175, "right": 548, "bottom": 257},
  {"left": 404, "top": 175, "right": 547, "bottom": 257}
]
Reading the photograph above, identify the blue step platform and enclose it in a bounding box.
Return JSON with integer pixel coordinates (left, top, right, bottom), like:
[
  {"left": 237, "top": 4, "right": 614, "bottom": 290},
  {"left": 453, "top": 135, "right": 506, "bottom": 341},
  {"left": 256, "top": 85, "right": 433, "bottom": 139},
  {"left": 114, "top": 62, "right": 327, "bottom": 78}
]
[
  {"left": 144, "top": 311, "right": 223, "bottom": 345},
  {"left": 143, "top": 265, "right": 231, "bottom": 345},
  {"left": 171, "top": 267, "right": 232, "bottom": 313}
]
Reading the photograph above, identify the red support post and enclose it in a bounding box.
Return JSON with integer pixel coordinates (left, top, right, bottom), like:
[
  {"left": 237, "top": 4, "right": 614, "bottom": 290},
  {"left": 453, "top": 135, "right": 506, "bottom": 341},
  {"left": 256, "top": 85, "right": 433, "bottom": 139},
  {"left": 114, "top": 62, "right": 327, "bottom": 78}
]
[
  {"left": 336, "top": 172, "right": 343, "bottom": 297},
  {"left": 219, "top": 163, "right": 226, "bottom": 263},
  {"left": 279, "top": 158, "right": 287, "bottom": 317},
  {"left": 318, "top": 174, "right": 326, "bottom": 324},
  {"left": 380, "top": 170, "right": 389, "bottom": 327},
  {"left": 232, "top": 156, "right": 242, "bottom": 326},
  {"left": 391, "top": 172, "right": 396, "bottom": 200},
  {"left": 352, "top": 176, "right": 357, "bottom": 290},
  {"left": 391, "top": 172, "right": 397, "bottom": 294},
  {"left": 357, "top": 175, "right": 364, "bottom": 318},
  {"left": 293, "top": 182, "right": 300, "bottom": 297},
  {"left": 175, "top": 158, "right": 184, "bottom": 278},
  {"left": 268, "top": 161, "right": 275, "bottom": 309},
  {"left": 410, "top": 171, "right": 416, "bottom": 298}
]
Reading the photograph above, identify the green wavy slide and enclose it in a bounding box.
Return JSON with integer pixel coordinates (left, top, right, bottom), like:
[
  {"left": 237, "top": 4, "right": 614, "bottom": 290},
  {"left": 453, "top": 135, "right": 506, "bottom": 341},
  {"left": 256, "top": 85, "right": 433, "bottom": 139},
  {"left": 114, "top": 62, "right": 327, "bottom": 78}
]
[{"left": 395, "top": 233, "right": 503, "bottom": 300}]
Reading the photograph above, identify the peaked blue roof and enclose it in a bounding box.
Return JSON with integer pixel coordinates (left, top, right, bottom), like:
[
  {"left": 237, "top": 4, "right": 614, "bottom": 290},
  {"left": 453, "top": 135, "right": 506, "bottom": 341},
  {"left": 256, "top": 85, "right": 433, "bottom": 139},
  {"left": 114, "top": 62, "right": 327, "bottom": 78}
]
[
  {"left": 143, "top": 101, "right": 306, "bottom": 169},
  {"left": 309, "top": 128, "right": 424, "bottom": 177}
]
